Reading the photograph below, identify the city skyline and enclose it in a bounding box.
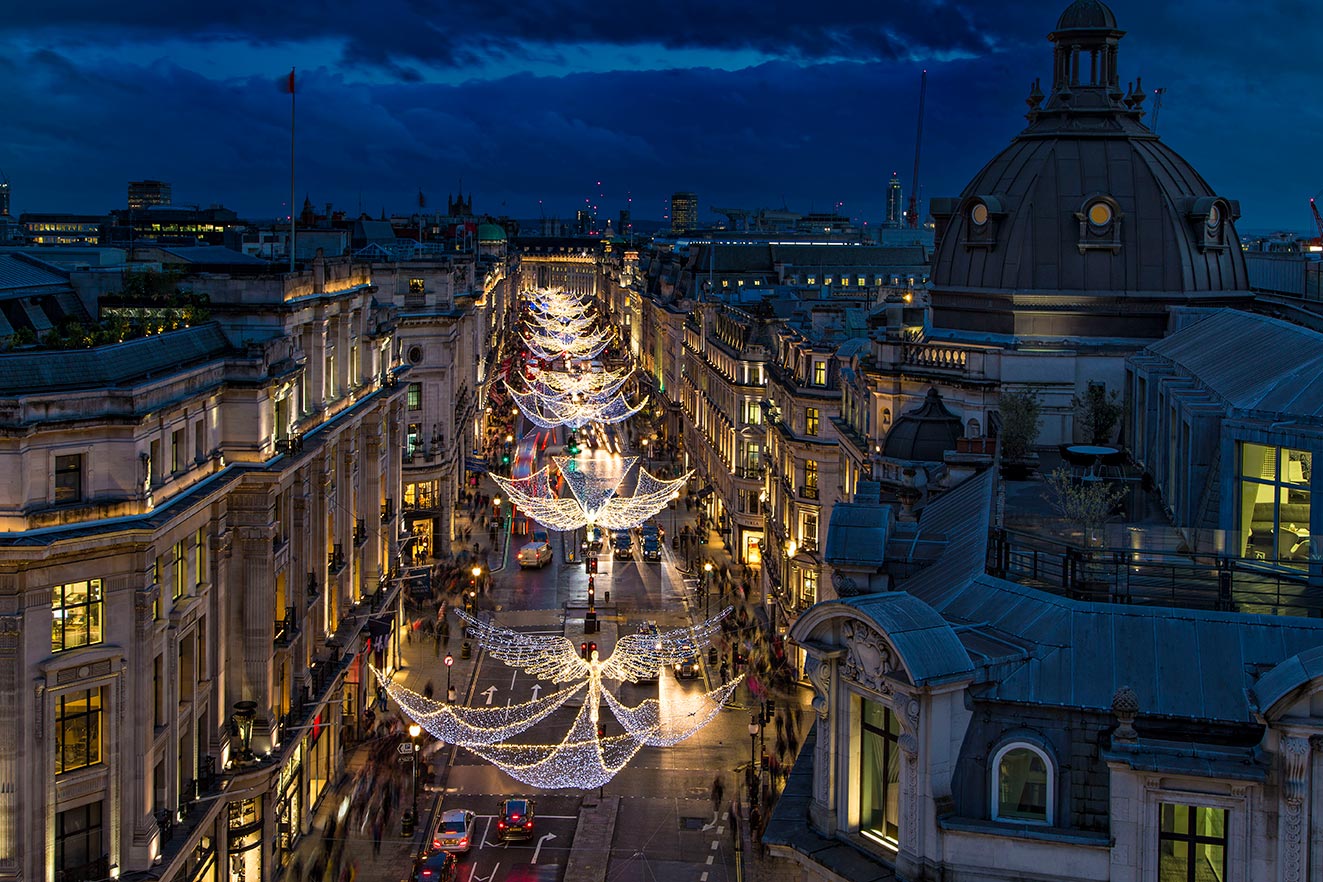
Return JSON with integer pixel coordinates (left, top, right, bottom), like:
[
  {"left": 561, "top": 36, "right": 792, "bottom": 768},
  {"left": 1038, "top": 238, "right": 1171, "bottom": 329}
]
[{"left": 0, "top": 1, "right": 1318, "bottom": 231}]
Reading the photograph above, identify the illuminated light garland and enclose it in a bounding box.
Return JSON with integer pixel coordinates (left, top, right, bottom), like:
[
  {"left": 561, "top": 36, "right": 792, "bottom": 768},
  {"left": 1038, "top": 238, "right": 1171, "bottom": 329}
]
[
  {"left": 372, "top": 670, "right": 586, "bottom": 744},
  {"left": 526, "top": 366, "right": 633, "bottom": 399},
  {"left": 509, "top": 386, "right": 647, "bottom": 430},
  {"left": 523, "top": 323, "right": 611, "bottom": 354},
  {"left": 527, "top": 311, "right": 598, "bottom": 337},
  {"left": 490, "top": 458, "right": 689, "bottom": 531},
  {"left": 375, "top": 608, "right": 739, "bottom": 789},
  {"left": 523, "top": 334, "right": 610, "bottom": 362}
]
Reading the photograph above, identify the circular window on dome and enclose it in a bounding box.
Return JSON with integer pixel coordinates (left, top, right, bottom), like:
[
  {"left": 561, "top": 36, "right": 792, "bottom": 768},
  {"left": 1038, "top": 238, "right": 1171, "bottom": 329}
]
[
  {"left": 970, "top": 203, "right": 989, "bottom": 226},
  {"left": 1088, "top": 202, "right": 1113, "bottom": 228},
  {"left": 1207, "top": 203, "right": 1221, "bottom": 229},
  {"left": 408, "top": 345, "right": 424, "bottom": 364}
]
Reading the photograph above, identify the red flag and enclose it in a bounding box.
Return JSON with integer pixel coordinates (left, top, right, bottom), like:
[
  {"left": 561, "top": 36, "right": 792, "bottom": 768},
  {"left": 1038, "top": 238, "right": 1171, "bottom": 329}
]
[{"left": 280, "top": 68, "right": 295, "bottom": 94}]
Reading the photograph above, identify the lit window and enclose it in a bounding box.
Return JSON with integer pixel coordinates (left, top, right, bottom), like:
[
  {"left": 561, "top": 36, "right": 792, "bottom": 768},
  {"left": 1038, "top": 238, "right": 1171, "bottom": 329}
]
[
  {"left": 805, "top": 459, "right": 818, "bottom": 487},
  {"left": 722, "top": 280, "right": 729, "bottom": 288},
  {"left": 813, "top": 361, "right": 827, "bottom": 386},
  {"left": 409, "top": 278, "right": 425, "bottom": 294},
  {"left": 1159, "top": 804, "right": 1227, "bottom": 882},
  {"left": 407, "top": 382, "right": 422, "bottom": 411},
  {"left": 992, "top": 744, "right": 1052, "bottom": 824},
  {"left": 859, "top": 700, "right": 901, "bottom": 844},
  {"left": 806, "top": 408, "right": 820, "bottom": 436},
  {"left": 970, "top": 203, "right": 989, "bottom": 226},
  {"left": 801, "top": 511, "right": 818, "bottom": 551},
  {"left": 841, "top": 277, "right": 850, "bottom": 287},
  {"left": 52, "top": 579, "right": 103, "bottom": 652},
  {"left": 1088, "top": 202, "right": 1113, "bottom": 227},
  {"left": 56, "top": 688, "right": 103, "bottom": 774},
  {"left": 1239, "top": 443, "right": 1312, "bottom": 567},
  {"left": 55, "top": 454, "right": 83, "bottom": 504},
  {"left": 807, "top": 277, "right": 816, "bottom": 285},
  {"left": 173, "top": 540, "right": 187, "bottom": 600}
]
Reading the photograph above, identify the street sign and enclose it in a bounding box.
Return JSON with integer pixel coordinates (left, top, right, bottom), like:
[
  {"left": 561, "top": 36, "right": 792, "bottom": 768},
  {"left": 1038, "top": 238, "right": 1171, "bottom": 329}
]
[
  {"left": 397, "top": 743, "right": 416, "bottom": 755},
  {"left": 397, "top": 756, "right": 413, "bottom": 764}
]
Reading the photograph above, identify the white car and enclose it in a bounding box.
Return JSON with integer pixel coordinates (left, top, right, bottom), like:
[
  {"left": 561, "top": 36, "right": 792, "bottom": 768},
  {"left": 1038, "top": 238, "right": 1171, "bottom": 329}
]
[
  {"left": 517, "top": 540, "right": 553, "bottom": 569},
  {"left": 430, "top": 808, "right": 475, "bottom": 853}
]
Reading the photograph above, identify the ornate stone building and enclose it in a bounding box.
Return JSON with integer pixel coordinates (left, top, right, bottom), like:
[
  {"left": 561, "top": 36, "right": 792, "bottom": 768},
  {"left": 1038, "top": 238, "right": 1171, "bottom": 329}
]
[{"left": 0, "top": 255, "right": 412, "bottom": 882}]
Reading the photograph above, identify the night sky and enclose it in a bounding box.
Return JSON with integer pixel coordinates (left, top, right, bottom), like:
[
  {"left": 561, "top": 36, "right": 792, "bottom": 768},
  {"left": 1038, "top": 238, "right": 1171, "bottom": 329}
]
[{"left": 2, "top": 1, "right": 1317, "bottom": 232}]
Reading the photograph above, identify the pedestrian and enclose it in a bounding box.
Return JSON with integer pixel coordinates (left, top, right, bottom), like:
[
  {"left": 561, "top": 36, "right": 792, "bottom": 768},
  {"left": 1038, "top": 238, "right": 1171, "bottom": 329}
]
[
  {"left": 711, "top": 775, "right": 725, "bottom": 812},
  {"left": 371, "top": 810, "right": 384, "bottom": 857},
  {"left": 423, "top": 680, "right": 435, "bottom": 700},
  {"left": 719, "top": 660, "right": 729, "bottom": 685}
]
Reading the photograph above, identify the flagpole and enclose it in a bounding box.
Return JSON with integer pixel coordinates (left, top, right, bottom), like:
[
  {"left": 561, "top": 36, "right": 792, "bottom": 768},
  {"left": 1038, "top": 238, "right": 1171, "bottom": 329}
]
[{"left": 289, "top": 67, "right": 296, "bottom": 273}]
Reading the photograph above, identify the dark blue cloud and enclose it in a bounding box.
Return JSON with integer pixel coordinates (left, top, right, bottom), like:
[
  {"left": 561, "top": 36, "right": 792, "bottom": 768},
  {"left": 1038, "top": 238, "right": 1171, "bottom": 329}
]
[{"left": 0, "top": 1, "right": 1316, "bottom": 231}]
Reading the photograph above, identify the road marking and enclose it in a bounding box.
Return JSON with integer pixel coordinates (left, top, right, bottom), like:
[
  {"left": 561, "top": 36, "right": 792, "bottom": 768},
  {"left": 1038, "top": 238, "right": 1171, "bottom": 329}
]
[
  {"left": 531, "top": 683, "right": 542, "bottom": 700},
  {"left": 701, "top": 874, "right": 708, "bottom": 882},
  {"left": 710, "top": 841, "right": 718, "bottom": 850},
  {"left": 532, "top": 832, "right": 558, "bottom": 864},
  {"left": 468, "top": 862, "right": 500, "bottom": 882},
  {"left": 482, "top": 686, "right": 497, "bottom": 705},
  {"left": 477, "top": 815, "right": 493, "bottom": 848},
  {"left": 705, "top": 855, "right": 714, "bottom": 865}
]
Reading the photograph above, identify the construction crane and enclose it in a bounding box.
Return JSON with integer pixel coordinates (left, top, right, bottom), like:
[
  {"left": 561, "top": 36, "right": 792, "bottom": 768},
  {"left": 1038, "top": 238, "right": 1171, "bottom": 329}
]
[
  {"left": 1310, "top": 192, "right": 1323, "bottom": 247},
  {"left": 905, "top": 70, "right": 927, "bottom": 229},
  {"left": 1149, "top": 87, "right": 1166, "bottom": 134}
]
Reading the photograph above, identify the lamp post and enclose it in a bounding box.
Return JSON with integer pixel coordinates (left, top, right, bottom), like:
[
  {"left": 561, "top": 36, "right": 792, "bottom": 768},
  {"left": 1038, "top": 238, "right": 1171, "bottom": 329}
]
[
  {"left": 408, "top": 723, "right": 422, "bottom": 819},
  {"left": 469, "top": 566, "right": 481, "bottom": 609},
  {"left": 444, "top": 652, "right": 455, "bottom": 703},
  {"left": 703, "top": 560, "right": 714, "bottom": 618},
  {"left": 492, "top": 497, "right": 503, "bottom": 548}
]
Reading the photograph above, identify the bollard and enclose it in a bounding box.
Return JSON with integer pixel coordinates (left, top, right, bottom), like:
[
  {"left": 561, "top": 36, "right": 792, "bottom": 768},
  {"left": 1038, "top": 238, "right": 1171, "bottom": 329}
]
[{"left": 460, "top": 640, "right": 472, "bottom": 660}]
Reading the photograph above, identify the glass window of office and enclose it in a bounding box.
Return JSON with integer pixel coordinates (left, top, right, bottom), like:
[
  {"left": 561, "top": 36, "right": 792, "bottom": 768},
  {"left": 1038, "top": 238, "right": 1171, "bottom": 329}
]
[
  {"left": 804, "top": 459, "right": 819, "bottom": 488},
  {"left": 56, "top": 801, "right": 104, "bottom": 882},
  {"left": 860, "top": 699, "right": 901, "bottom": 845},
  {"left": 992, "top": 744, "right": 1051, "bottom": 823},
  {"left": 1238, "top": 443, "right": 1311, "bottom": 566},
  {"left": 52, "top": 579, "right": 103, "bottom": 652},
  {"left": 806, "top": 408, "right": 820, "bottom": 436},
  {"left": 55, "top": 454, "right": 83, "bottom": 504},
  {"left": 1158, "top": 804, "right": 1227, "bottom": 882},
  {"left": 56, "top": 688, "right": 102, "bottom": 774}
]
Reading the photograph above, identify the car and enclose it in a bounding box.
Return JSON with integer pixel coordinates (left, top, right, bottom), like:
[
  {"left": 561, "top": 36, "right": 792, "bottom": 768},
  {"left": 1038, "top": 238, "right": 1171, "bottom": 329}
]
[
  {"left": 429, "top": 808, "right": 475, "bottom": 854},
  {"left": 414, "top": 852, "right": 457, "bottom": 882},
  {"left": 641, "top": 536, "right": 661, "bottom": 562},
  {"left": 497, "top": 798, "right": 536, "bottom": 841},
  {"left": 636, "top": 623, "right": 661, "bottom": 681},
  {"left": 582, "top": 526, "right": 604, "bottom": 552},
  {"left": 612, "top": 530, "right": 633, "bottom": 560},
  {"left": 532, "top": 530, "right": 549, "bottom": 544},
  {"left": 673, "top": 657, "right": 700, "bottom": 679},
  {"left": 516, "top": 541, "right": 553, "bottom": 568}
]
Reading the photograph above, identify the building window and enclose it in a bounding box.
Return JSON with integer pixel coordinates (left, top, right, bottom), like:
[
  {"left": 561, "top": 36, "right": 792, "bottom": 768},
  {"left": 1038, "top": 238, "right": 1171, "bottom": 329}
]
[
  {"left": 407, "top": 383, "right": 422, "bottom": 411},
  {"left": 813, "top": 361, "right": 827, "bottom": 386},
  {"left": 991, "top": 743, "right": 1053, "bottom": 824},
  {"left": 171, "top": 429, "right": 183, "bottom": 473},
  {"left": 56, "top": 688, "right": 103, "bottom": 774},
  {"left": 805, "top": 460, "right": 819, "bottom": 488},
  {"left": 800, "top": 569, "right": 818, "bottom": 609},
  {"left": 173, "top": 540, "right": 186, "bottom": 600},
  {"left": 407, "top": 424, "right": 422, "bottom": 458},
  {"left": 194, "top": 419, "right": 206, "bottom": 462},
  {"left": 194, "top": 528, "right": 207, "bottom": 586},
  {"left": 409, "top": 278, "right": 425, "bottom": 294},
  {"left": 806, "top": 408, "right": 820, "bottom": 436},
  {"left": 1158, "top": 803, "right": 1227, "bottom": 882},
  {"left": 52, "top": 579, "right": 103, "bottom": 652},
  {"left": 56, "top": 801, "right": 104, "bottom": 882},
  {"left": 1239, "top": 443, "right": 1312, "bottom": 566},
  {"left": 802, "top": 511, "right": 818, "bottom": 551},
  {"left": 860, "top": 699, "right": 901, "bottom": 845},
  {"left": 55, "top": 454, "right": 83, "bottom": 504}
]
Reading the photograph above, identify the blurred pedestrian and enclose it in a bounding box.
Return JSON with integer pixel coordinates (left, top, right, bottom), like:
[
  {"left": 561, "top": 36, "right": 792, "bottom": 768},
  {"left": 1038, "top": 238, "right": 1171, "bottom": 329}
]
[{"left": 711, "top": 775, "right": 725, "bottom": 812}]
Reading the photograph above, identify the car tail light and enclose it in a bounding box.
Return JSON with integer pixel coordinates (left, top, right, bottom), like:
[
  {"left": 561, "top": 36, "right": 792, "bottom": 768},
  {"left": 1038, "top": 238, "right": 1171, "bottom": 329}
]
[
  {"left": 432, "top": 838, "right": 440, "bottom": 849},
  {"left": 497, "top": 821, "right": 506, "bottom": 829},
  {"left": 524, "top": 820, "right": 533, "bottom": 828},
  {"left": 459, "top": 838, "right": 468, "bottom": 847},
  {"left": 511, "top": 814, "right": 520, "bottom": 821}
]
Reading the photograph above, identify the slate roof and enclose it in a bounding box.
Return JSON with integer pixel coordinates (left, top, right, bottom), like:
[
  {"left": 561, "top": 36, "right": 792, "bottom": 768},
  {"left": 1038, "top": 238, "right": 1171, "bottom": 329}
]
[
  {"left": 1136, "top": 308, "right": 1323, "bottom": 420},
  {"left": 838, "top": 592, "right": 975, "bottom": 686},
  {"left": 0, "top": 323, "right": 233, "bottom": 396},
  {"left": 823, "top": 503, "right": 891, "bottom": 567},
  {"left": 0, "top": 254, "right": 69, "bottom": 293},
  {"left": 160, "top": 246, "right": 267, "bottom": 266}
]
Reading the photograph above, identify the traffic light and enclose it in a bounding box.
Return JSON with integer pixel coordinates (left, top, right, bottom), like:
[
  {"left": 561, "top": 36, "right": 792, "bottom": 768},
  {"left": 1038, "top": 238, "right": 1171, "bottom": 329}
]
[
  {"left": 502, "top": 454, "right": 511, "bottom": 464},
  {"left": 586, "top": 556, "right": 598, "bottom": 574},
  {"left": 597, "top": 722, "right": 606, "bottom": 738},
  {"left": 589, "top": 642, "right": 597, "bottom": 657},
  {"left": 580, "top": 642, "right": 588, "bottom": 659},
  {"left": 763, "top": 699, "right": 775, "bottom": 724}
]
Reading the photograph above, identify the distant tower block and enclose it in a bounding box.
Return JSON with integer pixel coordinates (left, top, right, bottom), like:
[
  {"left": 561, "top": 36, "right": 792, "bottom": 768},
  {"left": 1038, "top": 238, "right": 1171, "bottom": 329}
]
[
  {"left": 670, "top": 192, "right": 698, "bottom": 233},
  {"left": 885, "top": 172, "right": 903, "bottom": 228},
  {"left": 127, "top": 179, "right": 171, "bottom": 210}
]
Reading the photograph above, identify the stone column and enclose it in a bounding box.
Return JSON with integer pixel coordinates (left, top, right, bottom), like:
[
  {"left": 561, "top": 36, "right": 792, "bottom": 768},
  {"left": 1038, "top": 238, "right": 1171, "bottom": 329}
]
[
  {"left": 237, "top": 526, "right": 275, "bottom": 711},
  {"left": 0, "top": 616, "right": 20, "bottom": 877},
  {"left": 806, "top": 655, "right": 838, "bottom": 835},
  {"left": 1279, "top": 734, "right": 1311, "bottom": 882}
]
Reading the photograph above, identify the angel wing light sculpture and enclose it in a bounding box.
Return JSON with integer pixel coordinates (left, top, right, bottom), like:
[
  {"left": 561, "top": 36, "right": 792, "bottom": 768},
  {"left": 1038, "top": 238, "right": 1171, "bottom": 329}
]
[{"left": 375, "top": 608, "right": 740, "bottom": 789}]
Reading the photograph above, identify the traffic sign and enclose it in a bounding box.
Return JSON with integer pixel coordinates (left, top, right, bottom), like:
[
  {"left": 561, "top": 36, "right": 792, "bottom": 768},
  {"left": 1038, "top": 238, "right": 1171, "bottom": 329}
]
[{"left": 397, "top": 743, "right": 416, "bottom": 755}]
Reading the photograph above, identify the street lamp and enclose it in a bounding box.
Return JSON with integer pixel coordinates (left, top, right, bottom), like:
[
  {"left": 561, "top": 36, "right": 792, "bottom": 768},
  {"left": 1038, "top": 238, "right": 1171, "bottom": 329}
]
[
  {"left": 703, "top": 561, "right": 714, "bottom": 618},
  {"left": 469, "top": 566, "right": 482, "bottom": 609},
  {"left": 408, "top": 723, "right": 422, "bottom": 818},
  {"left": 444, "top": 652, "right": 455, "bottom": 702}
]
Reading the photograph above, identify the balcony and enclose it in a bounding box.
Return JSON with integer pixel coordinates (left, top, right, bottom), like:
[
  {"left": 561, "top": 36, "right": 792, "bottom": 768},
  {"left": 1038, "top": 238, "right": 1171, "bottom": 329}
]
[
  {"left": 328, "top": 544, "right": 345, "bottom": 574},
  {"left": 735, "top": 466, "right": 761, "bottom": 480},
  {"left": 273, "top": 606, "right": 299, "bottom": 647},
  {"left": 381, "top": 498, "right": 396, "bottom": 524},
  {"left": 275, "top": 434, "right": 305, "bottom": 456},
  {"left": 354, "top": 518, "right": 368, "bottom": 546},
  {"left": 799, "top": 484, "right": 820, "bottom": 501}
]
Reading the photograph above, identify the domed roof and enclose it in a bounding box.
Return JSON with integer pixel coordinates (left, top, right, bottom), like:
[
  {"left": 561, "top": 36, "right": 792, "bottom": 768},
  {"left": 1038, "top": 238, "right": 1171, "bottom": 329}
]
[
  {"left": 477, "top": 223, "right": 507, "bottom": 242},
  {"left": 883, "top": 388, "right": 963, "bottom": 462},
  {"left": 1055, "top": 0, "right": 1117, "bottom": 31},
  {"left": 928, "top": 2, "right": 1251, "bottom": 340}
]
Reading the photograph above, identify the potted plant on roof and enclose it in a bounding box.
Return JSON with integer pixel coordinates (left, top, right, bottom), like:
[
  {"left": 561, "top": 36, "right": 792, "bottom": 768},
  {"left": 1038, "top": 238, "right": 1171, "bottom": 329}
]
[{"left": 998, "top": 389, "right": 1042, "bottom": 480}]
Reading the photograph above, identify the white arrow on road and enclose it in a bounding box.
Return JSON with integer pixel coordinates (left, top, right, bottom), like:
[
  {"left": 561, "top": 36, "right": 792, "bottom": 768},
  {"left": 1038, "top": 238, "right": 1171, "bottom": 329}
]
[
  {"left": 531, "top": 832, "right": 557, "bottom": 864},
  {"left": 531, "top": 683, "right": 542, "bottom": 700},
  {"left": 482, "top": 686, "right": 497, "bottom": 706}
]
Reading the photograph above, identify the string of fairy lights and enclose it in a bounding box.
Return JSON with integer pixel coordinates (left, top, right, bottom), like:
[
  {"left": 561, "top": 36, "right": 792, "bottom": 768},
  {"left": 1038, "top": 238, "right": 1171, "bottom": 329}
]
[{"left": 378, "top": 284, "right": 733, "bottom": 790}]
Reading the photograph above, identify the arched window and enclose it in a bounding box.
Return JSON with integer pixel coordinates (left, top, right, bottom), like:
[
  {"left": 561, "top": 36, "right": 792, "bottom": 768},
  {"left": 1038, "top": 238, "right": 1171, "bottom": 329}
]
[
  {"left": 991, "top": 742, "right": 1053, "bottom": 824},
  {"left": 966, "top": 418, "right": 981, "bottom": 439},
  {"left": 882, "top": 407, "right": 892, "bottom": 428}
]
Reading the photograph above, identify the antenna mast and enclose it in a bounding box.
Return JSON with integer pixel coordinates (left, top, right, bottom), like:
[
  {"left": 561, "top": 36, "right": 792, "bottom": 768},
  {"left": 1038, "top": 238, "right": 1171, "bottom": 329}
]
[{"left": 905, "top": 70, "right": 928, "bottom": 230}]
